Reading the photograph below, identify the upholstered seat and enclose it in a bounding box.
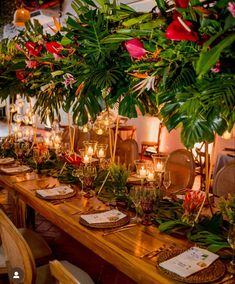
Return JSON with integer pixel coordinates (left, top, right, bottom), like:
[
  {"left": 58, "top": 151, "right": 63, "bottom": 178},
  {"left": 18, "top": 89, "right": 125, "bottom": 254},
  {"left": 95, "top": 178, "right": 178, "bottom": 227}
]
[{"left": 213, "top": 161, "right": 235, "bottom": 196}]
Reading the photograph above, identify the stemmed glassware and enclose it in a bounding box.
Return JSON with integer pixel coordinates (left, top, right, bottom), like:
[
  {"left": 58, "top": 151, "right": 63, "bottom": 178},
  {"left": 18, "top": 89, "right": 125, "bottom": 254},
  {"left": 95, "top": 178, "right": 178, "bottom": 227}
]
[
  {"left": 227, "top": 223, "right": 235, "bottom": 273},
  {"left": 72, "top": 166, "right": 85, "bottom": 195},
  {"left": 163, "top": 171, "right": 171, "bottom": 192},
  {"left": 129, "top": 186, "right": 142, "bottom": 223}
]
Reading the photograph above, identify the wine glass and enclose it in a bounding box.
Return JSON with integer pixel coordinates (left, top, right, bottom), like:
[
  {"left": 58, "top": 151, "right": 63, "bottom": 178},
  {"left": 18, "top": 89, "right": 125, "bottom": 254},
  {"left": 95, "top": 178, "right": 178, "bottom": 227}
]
[
  {"left": 163, "top": 171, "right": 171, "bottom": 192},
  {"left": 72, "top": 166, "right": 85, "bottom": 195},
  {"left": 83, "top": 165, "right": 97, "bottom": 193},
  {"left": 227, "top": 223, "right": 235, "bottom": 273},
  {"left": 129, "top": 186, "right": 142, "bottom": 223}
]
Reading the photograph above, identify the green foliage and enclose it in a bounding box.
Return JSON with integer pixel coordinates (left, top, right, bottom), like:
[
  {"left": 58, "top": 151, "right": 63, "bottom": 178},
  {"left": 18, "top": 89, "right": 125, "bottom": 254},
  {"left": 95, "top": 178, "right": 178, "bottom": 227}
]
[{"left": 219, "top": 194, "right": 235, "bottom": 224}]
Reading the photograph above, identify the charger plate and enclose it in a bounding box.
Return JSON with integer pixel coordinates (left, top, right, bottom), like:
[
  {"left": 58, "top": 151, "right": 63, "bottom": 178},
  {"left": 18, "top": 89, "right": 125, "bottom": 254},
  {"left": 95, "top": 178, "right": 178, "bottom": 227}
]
[
  {"left": 36, "top": 186, "right": 76, "bottom": 200},
  {"left": 79, "top": 210, "right": 129, "bottom": 229},
  {"left": 156, "top": 249, "right": 225, "bottom": 283},
  {"left": 0, "top": 158, "right": 15, "bottom": 165}
]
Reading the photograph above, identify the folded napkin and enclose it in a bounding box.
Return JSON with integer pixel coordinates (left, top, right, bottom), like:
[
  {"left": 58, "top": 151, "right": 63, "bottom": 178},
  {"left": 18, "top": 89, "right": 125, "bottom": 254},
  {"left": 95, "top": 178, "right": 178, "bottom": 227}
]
[
  {"left": 1, "top": 165, "right": 30, "bottom": 174},
  {"left": 36, "top": 186, "right": 73, "bottom": 198},
  {"left": 159, "top": 247, "right": 219, "bottom": 278},
  {"left": 80, "top": 209, "right": 126, "bottom": 224},
  {"left": 0, "top": 158, "right": 14, "bottom": 164}
]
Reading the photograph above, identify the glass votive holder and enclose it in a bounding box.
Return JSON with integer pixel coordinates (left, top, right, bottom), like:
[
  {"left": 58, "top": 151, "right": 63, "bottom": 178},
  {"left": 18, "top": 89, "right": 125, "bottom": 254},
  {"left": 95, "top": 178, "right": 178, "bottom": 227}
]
[
  {"left": 83, "top": 140, "right": 98, "bottom": 156},
  {"left": 152, "top": 153, "right": 168, "bottom": 173},
  {"left": 79, "top": 149, "right": 92, "bottom": 164},
  {"left": 96, "top": 144, "right": 108, "bottom": 159},
  {"left": 134, "top": 160, "right": 150, "bottom": 178},
  {"left": 93, "top": 121, "right": 106, "bottom": 135}
]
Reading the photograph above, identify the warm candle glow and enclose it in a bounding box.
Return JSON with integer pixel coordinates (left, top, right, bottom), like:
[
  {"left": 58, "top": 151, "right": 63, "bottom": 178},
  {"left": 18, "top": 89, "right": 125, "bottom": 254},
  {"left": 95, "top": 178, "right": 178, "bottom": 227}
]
[
  {"left": 139, "top": 166, "right": 147, "bottom": 177},
  {"left": 25, "top": 129, "right": 30, "bottom": 137},
  {"left": 87, "top": 146, "right": 93, "bottom": 156},
  {"left": 156, "top": 162, "right": 163, "bottom": 172},
  {"left": 83, "top": 154, "right": 90, "bottom": 164},
  {"left": 98, "top": 148, "right": 105, "bottom": 158},
  {"left": 97, "top": 128, "right": 103, "bottom": 135}
]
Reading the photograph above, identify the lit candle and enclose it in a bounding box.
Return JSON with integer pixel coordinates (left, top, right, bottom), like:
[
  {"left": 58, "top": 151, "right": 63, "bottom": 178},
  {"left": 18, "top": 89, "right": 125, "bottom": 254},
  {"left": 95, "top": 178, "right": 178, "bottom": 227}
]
[
  {"left": 25, "top": 129, "right": 30, "bottom": 137},
  {"left": 54, "top": 135, "right": 60, "bottom": 143},
  {"left": 97, "top": 128, "right": 103, "bottom": 135},
  {"left": 147, "top": 172, "right": 155, "bottom": 181},
  {"left": 54, "top": 143, "right": 60, "bottom": 149},
  {"left": 139, "top": 166, "right": 147, "bottom": 177},
  {"left": 17, "top": 131, "right": 23, "bottom": 139},
  {"left": 98, "top": 148, "right": 105, "bottom": 158},
  {"left": 83, "top": 126, "right": 88, "bottom": 133},
  {"left": 13, "top": 126, "right": 18, "bottom": 133},
  {"left": 87, "top": 146, "right": 93, "bottom": 156},
  {"left": 83, "top": 154, "right": 90, "bottom": 164},
  {"left": 156, "top": 162, "right": 163, "bottom": 172}
]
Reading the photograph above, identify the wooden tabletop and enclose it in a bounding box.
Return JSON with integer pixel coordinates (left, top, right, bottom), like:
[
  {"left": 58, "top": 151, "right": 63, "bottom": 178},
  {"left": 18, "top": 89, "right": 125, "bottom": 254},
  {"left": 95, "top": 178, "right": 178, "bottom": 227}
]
[{"left": 0, "top": 172, "right": 192, "bottom": 284}]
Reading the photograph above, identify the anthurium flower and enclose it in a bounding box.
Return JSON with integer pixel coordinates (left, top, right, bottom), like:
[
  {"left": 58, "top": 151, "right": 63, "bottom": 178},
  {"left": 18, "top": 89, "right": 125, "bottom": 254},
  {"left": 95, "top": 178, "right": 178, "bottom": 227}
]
[
  {"left": 25, "top": 60, "right": 39, "bottom": 69},
  {"left": 46, "top": 42, "right": 63, "bottom": 55},
  {"left": 175, "top": 0, "right": 189, "bottom": 8},
  {"left": 16, "top": 70, "right": 26, "bottom": 81},
  {"left": 25, "top": 42, "right": 43, "bottom": 56},
  {"left": 228, "top": 2, "right": 235, "bottom": 17},
  {"left": 166, "top": 17, "right": 199, "bottom": 41},
  {"left": 124, "top": 38, "right": 146, "bottom": 59}
]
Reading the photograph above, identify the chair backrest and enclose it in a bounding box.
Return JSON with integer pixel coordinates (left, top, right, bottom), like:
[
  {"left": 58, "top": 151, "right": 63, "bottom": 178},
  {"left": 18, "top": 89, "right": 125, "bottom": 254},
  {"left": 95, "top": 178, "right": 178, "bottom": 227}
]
[
  {"left": 49, "top": 260, "right": 78, "bottom": 284},
  {"left": 116, "top": 139, "right": 139, "bottom": 171},
  {"left": 0, "top": 209, "right": 36, "bottom": 284},
  {"left": 165, "top": 149, "right": 195, "bottom": 189},
  {"left": 213, "top": 161, "right": 235, "bottom": 196}
]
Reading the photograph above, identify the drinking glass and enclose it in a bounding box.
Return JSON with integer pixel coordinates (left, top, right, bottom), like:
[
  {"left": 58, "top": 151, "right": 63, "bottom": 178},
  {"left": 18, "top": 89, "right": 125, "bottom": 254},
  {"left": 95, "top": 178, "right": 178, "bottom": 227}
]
[
  {"left": 72, "top": 166, "right": 85, "bottom": 195},
  {"left": 227, "top": 223, "right": 235, "bottom": 273},
  {"left": 129, "top": 186, "right": 142, "bottom": 223},
  {"left": 83, "top": 165, "right": 97, "bottom": 192},
  {"left": 163, "top": 171, "right": 171, "bottom": 191}
]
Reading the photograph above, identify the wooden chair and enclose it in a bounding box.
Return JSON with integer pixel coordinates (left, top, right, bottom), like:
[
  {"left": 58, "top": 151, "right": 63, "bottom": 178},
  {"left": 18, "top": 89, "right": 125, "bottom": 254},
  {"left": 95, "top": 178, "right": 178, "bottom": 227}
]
[
  {"left": 141, "top": 122, "right": 163, "bottom": 159},
  {"left": 165, "top": 149, "right": 195, "bottom": 191},
  {"left": 0, "top": 209, "right": 95, "bottom": 284},
  {"left": 213, "top": 161, "right": 235, "bottom": 197},
  {"left": 195, "top": 144, "right": 210, "bottom": 190}
]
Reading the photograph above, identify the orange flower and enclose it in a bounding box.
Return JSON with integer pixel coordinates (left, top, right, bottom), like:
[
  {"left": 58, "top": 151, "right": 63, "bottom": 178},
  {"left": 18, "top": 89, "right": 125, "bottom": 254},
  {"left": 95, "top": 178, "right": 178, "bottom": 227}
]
[{"left": 183, "top": 190, "right": 204, "bottom": 214}]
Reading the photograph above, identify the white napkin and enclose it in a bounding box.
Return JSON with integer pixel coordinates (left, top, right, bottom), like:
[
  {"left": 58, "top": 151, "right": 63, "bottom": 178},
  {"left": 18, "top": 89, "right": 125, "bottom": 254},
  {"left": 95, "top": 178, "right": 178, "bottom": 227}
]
[
  {"left": 0, "top": 158, "right": 14, "bottom": 164},
  {"left": 1, "top": 165, "right": 30, "bottom": 174},
  {"left": 36, "top": 186, "right": 73, "bottom": 198},
  {"left": 159, "top": 247, "right": 219, "bottom": 278},
  {"left": 80, "top": 209, "right": 126, "bottom": 224}
]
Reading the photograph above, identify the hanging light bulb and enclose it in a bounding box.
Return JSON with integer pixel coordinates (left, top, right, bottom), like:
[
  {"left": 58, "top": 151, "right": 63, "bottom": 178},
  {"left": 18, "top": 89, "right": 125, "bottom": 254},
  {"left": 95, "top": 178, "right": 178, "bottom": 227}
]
[{"left": 13, "top": 0, "right": 30, "bottom": 27}]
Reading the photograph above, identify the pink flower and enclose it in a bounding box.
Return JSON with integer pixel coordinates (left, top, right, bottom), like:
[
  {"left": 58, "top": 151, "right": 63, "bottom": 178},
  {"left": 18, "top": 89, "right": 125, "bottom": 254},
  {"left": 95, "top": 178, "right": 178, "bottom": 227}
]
[
  {"left": 16, "top": 70, "right": 26, "bottom": 81},
  {"left": 63, "top": 73, "right": 76, "bottom": 89},
  {"left": 124, "top": 38, "right": 146, "bottom": 59},
  {"left": 25, "top": 60, "right": 39, "bottom": 69},
  {"left": 228, "top": 2, "right": 235, "bottom": 17},
  {"left": 211, "top": 61, "right": 221, "bottom": 73}
]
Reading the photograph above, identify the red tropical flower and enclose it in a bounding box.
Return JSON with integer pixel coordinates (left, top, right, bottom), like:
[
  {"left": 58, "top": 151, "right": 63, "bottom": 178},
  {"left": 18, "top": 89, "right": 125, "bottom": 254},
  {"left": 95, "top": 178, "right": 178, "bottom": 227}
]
[
  {"left": 166, "top": 17, "right": 199, "bottom": 41},
  {"left": 25, "top": 42, "right": 43, "bottom": 56},
  {"left": 16, "top": 70, "right": 27, "bottom": 81},
  {"left": 25, "top": 60, "right": 39, "bottom": 69},
  {"left": 45, "top": 42, "right": 63, "bottom": 55},
  {"left": 175, "top": 0, "right": 189, "bottom": 8},
  {"left": 183, "top": 190, "right": 205, "bottom": 214},
  {"left": 64, "top": 153, "right": 81, "bottom": 165},
  {"left": 124, "top": 38, "right": 146, "bottom": 59}
]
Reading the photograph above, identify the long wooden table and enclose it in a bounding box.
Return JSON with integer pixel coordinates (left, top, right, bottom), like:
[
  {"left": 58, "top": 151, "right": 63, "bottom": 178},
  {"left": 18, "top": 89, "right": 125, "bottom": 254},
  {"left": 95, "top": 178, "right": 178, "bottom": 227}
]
[{"left": 0, "top": 171, "right": 193, "bottom": 284}]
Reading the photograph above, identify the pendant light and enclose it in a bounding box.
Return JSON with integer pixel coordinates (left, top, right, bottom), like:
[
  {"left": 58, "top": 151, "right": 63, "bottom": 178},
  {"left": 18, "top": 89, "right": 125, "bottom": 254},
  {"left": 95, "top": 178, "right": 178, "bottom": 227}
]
[{"left": 13, "top": 1, "right": 30, "bottom": 27}]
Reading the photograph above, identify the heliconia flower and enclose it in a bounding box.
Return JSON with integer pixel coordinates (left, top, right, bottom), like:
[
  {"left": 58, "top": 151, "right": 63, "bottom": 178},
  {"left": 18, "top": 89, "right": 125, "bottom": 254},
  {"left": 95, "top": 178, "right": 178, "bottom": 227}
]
[
  {"left": 63, "top": 73, "right": 76, "bottom": 89},
  {"left": 183, "top": 190, "right": 204, "bottom": 214},
  {"left": 25, "top": 42, "right": 43, "bottom": 56},
  {"left": 228, "top": 2, "right": 235, "bottom": 17},
  {"left": 166, "top": 17, "right": 199, "bottom": 41},
  {"left": 16, "top": 70, "right": 26, "bottom": 81},
  {"left": 175, "top": 0, "right": 189, "bottom": 8},
  {"left": 25, "top": 60, "right": 39, "bottom": 69},
  {"left": 211, "top": 61, "right": 221, "bottom": 73},
  {"left": 46, "top": 42, "right": 63, "bottom": 55},
  {"left": 124, "top": 38, "right": 146, "bottom": 59}
]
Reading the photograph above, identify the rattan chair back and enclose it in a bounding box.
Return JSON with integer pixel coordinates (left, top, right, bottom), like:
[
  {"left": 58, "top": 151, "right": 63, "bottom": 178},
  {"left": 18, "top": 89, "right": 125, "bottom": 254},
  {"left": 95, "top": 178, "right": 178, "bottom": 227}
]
[{"left": 165, "top": 149, "right": 195, "bottom": 189}]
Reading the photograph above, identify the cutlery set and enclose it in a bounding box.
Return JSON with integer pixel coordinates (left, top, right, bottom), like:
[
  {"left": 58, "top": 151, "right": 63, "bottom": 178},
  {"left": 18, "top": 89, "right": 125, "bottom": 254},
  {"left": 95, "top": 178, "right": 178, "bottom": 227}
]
[{"left": 102, "top": 224, "right": 137, "bottom": 236}]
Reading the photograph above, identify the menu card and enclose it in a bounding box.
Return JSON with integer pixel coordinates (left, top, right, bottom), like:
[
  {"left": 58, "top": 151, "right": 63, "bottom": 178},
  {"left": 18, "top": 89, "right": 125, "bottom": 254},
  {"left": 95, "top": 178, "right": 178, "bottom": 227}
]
[
  {"left": 0, "top": 165, "right": 30, "bottom": 174},
  {"left": 80, "top": 209, "right": 126, "bottom": 224},
  {"left": 36, "top": 186, "right": 74, "bottom": 198},
  {"left": 159, "top": 247, "right": 219, "bottom": 278}
]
